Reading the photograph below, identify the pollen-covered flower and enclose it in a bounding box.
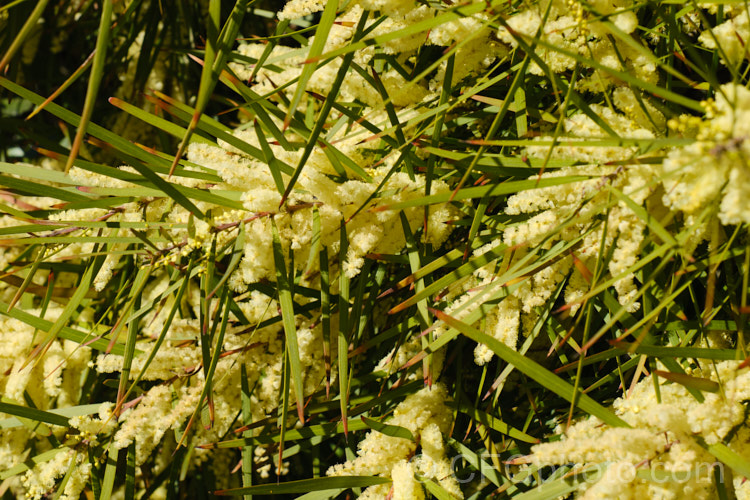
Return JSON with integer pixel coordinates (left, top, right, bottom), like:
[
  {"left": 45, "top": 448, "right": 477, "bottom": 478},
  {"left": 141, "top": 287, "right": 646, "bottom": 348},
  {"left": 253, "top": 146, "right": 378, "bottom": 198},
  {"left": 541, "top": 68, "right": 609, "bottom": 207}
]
[{"left": 662, "top": 83, "right": 750, "bottom": 226}]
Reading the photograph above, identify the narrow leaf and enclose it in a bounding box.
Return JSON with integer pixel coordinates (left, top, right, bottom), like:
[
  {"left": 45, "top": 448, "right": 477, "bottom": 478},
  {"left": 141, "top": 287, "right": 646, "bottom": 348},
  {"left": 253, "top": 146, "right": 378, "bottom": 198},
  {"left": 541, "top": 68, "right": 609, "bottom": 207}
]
[
  {"left": 433, "top": 309, "right": 628, "bottom": 428},
  {"left": 272, "top": 219, "right": 306, "bottom": 423},
  {"left": 214, "top": 476, "right": 391, "bottom": 496},
  {"left": 360, "top": 416, "right": 414, "bottom": 441},
  {"left": 65, "top": 0, "right": 114, "bottom": 172}
]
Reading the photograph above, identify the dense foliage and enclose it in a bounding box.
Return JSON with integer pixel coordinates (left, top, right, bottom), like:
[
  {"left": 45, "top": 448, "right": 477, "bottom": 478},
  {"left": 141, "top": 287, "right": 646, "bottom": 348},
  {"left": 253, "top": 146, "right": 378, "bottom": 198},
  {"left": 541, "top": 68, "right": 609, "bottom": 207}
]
[{"left": 2, "top": 0, "right": 750, "bottom": 498}]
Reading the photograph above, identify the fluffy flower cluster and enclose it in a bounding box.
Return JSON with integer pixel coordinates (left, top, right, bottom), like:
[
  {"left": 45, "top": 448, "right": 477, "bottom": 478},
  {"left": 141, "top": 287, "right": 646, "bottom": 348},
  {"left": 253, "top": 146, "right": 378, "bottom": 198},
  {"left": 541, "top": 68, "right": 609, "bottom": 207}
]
[
  {"left": 699, "top": 7, "right": 750, "bottom": 66},
  {"left": 0, "top": 309, "right": 92, "bottom": 498},
  {"left": 327, "top": 384, "right": 463, "bottom": 499},
  {"left": 528, "top": 361, "right": 750, "bottom": 499},
  {"left": 186, "top": 137, "right": 456, "bottom": 284},
  {"left": 662, "top": 83, "right": 750, "bottom": 227},
  {"left": 233, "top": 0, "right": 506, "bottom": 107},
  {"left": 497, "top": 0, "right": 655, "bottom": 92}
]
